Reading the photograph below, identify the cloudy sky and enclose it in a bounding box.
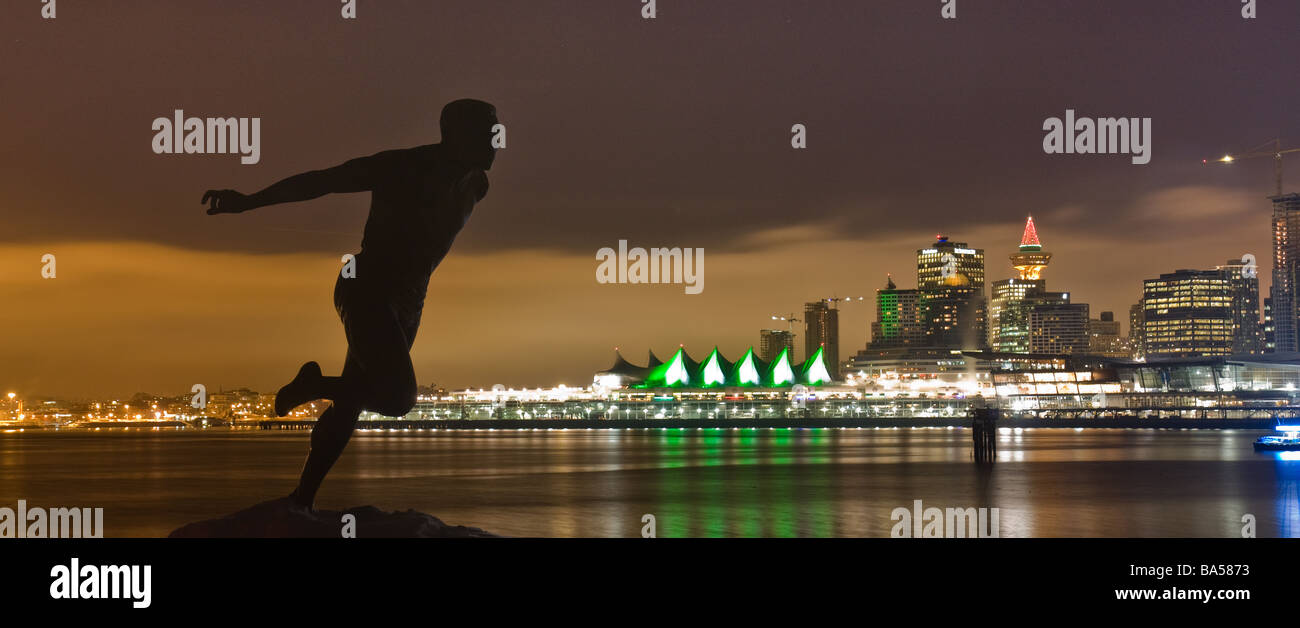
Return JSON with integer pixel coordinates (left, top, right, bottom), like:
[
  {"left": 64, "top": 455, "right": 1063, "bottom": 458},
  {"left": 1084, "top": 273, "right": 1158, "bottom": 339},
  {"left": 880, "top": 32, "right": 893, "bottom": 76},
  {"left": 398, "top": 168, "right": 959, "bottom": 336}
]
[{"left": 3, "top": 0, "right": 1299, "bottom": 398}]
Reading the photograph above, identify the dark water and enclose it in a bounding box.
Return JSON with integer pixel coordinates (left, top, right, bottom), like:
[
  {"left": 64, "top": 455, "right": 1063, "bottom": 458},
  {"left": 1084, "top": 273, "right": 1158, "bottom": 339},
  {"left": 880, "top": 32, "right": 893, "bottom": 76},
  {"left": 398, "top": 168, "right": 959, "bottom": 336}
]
[{"left": 1, "top": 427, "right": 1297, "bottom": 538}]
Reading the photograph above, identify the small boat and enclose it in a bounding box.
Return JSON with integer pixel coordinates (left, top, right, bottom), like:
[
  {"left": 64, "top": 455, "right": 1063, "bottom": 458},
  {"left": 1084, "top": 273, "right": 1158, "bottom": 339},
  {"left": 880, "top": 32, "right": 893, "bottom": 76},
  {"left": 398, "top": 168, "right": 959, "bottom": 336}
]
[{"left": 1254, "top": 424, "right": 1300, "bottom": 452}]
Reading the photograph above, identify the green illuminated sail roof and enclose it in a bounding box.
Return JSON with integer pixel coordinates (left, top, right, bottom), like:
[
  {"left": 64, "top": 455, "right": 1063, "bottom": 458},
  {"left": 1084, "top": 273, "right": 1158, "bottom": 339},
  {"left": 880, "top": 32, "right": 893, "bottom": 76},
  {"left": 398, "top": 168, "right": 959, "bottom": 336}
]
[
  {"left": 700, "top": 347, "right": 734, "bottom": 387},
  {"left": 624, "top": 345, "right": 830, "bottom": 388},
  {"left": 767, "top": 347, "right": 795, "bottom": 386},
  {"left": 733, "top": 347, "right": 762, "bottom": 386},
  {"left": 799, "top": 346, "right": 832, "bottom": 385},
  {"left": 641, "top": 348, "right": 700, "bottom": 387}
]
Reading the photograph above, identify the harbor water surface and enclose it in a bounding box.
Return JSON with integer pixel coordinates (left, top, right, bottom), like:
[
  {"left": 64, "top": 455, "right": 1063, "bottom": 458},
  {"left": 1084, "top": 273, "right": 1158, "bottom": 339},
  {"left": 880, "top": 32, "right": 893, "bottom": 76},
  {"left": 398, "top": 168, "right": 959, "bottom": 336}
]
[{"left": 2, "top": 427, "right": 1297, "bottom": 538}]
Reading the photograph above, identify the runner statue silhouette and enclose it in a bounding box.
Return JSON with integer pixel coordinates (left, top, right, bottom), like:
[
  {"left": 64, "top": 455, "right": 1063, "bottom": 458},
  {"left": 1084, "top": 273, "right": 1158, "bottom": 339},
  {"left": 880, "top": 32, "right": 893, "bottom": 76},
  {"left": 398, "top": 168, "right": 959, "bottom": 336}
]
[{"left": 202, "top": 99, "right": 499, "bottom": 510}]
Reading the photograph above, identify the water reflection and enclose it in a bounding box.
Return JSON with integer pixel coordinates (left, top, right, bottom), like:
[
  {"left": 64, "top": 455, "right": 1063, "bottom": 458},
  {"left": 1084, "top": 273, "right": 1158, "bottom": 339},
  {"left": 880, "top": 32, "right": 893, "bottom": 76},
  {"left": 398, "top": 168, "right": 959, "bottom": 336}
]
[
  {"left": 1273, "top": 452, "right": 1300, "bottom": 538},
  {"left": 0, "top": 428, "right": 1294, "bottom": 538}
]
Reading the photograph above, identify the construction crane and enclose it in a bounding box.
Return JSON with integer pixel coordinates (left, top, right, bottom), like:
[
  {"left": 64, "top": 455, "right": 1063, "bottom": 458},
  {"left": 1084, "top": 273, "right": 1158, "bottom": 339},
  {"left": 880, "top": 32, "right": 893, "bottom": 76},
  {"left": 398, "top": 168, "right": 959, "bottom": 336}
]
[
  {"left": 771, "top": 296, "right": 867, "bottom": 332},
  {"left": 770, "top": 314, "right": 801, "bottom": 332},
  {"left": 823, "top": 296, "right": 868, "bottom": 309},
  {"left": 1204, "top": 138, "right": 1300, "bottom": 197},
  {"left": 773, "top": 297, "right": 866, "bottom": 326}
]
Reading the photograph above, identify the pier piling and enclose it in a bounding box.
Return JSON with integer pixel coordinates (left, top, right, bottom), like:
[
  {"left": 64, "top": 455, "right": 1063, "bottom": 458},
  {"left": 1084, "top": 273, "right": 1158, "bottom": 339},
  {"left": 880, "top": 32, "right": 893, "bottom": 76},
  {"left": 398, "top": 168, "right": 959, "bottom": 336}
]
[{"left": 972, "top": 407, "right": 998, "bottom": 463}]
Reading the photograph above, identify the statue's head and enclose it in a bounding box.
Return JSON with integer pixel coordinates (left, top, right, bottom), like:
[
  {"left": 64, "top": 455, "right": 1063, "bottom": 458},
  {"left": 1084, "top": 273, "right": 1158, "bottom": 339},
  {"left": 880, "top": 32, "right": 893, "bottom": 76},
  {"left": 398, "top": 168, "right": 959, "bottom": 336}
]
[{"left": 441, "top": 99, "right": 499, "bottom": 171}]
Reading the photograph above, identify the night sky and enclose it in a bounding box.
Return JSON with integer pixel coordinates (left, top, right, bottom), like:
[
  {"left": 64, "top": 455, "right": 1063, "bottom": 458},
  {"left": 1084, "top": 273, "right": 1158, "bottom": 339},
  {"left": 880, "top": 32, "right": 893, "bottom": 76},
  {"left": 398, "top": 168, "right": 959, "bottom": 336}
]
[{"left": 3, "top": 0, "right": 1299, "bottom": 398}]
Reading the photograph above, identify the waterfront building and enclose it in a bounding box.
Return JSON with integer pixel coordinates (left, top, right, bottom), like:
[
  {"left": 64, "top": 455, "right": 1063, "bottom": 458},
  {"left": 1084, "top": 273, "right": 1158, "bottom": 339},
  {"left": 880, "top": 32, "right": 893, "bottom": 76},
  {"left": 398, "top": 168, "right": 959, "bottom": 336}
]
[
  {"left": 380, "top": 351, "right": 1300, "bottom": 423},
  {"left": 973, "top": 350, "right": 1300, "bottom": 419}
]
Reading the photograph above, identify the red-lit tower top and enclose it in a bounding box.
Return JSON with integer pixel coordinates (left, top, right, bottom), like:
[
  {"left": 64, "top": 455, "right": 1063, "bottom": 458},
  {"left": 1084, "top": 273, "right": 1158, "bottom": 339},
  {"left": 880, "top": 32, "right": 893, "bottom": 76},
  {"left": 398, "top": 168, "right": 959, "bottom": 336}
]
[
  {"left": 1010, "top": 216, "right": 1051, "bottom": 280},
  {"left": 1021, "top": 216, "right": 1041, "bottom": 249}
]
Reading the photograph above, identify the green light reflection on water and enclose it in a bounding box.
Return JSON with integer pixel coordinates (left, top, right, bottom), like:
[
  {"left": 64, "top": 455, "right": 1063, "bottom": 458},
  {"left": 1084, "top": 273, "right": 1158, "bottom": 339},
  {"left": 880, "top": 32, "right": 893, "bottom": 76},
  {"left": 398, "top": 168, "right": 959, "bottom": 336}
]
[{"left": 654, "top": 427, "right": 834, "bottom": 538}]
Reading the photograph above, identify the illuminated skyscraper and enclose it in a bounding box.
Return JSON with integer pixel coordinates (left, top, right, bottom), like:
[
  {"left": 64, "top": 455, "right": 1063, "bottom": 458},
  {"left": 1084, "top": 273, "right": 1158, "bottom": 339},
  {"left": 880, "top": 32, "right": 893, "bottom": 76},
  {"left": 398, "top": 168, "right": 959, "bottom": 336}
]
[
  {"left": 1142, "top": 269, "right": 1235, "bottom": 358},
  {"left": 916, "top": 236, "right": 987, "bottom": 349},
  {"left": 990, "top": 278, "right": 1046, "bottom": 352},
  {"left": 917, "top": 235, "right": 985, "bottom": 291},
  {"left": 1270, "top": 193, "right": 1300, "bottom": 353},
  {"left": 1215, "top": 258, "right": 1264, "bottom": 355},
  {"left": 989, "top": 218, "right": 1068, "bottom": 352},
  {"left": 869, "top": 275, "right": 928, "bottom": 349},
  {"left": 804, "top": 300, "right": 840, "bottom": 380}
]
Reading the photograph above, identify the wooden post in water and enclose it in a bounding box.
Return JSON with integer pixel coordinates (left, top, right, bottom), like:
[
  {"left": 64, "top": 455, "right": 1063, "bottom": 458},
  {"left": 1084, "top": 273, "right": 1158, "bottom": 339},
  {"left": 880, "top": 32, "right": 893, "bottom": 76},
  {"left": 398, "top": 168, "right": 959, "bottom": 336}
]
[{"left": 972, "top": 403, "right": 998, "bottom": 463}]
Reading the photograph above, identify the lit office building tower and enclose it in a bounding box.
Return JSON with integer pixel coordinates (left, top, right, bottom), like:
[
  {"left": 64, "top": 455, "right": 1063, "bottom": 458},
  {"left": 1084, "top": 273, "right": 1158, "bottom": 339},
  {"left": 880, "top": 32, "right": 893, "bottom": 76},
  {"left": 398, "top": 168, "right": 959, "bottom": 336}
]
[
  {"left": 990, "top": 278, "right": 1044, "bottom": 352},
  {"left": 804, "top": 300, "right": 840, "bottom": 380},
  {"left": 917, "top": 235, "right": 987, "bottom": 349},
  {"left": 1215, "top": 258, "right": 1264, "bottom": 355},
  {"left": 1029, "top": 303, "right": 1090, "bottom": 354},
  {"left": 759, "top": 329, "right": 795, "bottom": 362},
  {"left": 918, "top": 235, "right": 985, "bottom": 290},
  {"left": 1129, "top": 302, "right": 1145, "bottom": 359},
  {"left": 1142, "top": 269, "right": 1235, "bottom": 358},
  {"left": 1271, "top": 193, "right": 1300, "bottom": 353},
  {"left": 1089, "top": 311, "right": 1129, "bottom": 357},
  {"left": 869, "top": 275, "right": 928, "bottom": 349}
]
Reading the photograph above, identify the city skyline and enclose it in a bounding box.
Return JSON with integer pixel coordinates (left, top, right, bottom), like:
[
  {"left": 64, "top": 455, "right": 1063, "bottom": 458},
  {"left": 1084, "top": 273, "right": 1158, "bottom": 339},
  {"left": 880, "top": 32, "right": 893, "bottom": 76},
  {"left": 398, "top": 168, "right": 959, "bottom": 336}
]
[
  {"left": 3, "top": 1, "right": 1297, "bottom": 398},
  {"left": 2, "top": 214, "right": 1273, "bottom": 401}
]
